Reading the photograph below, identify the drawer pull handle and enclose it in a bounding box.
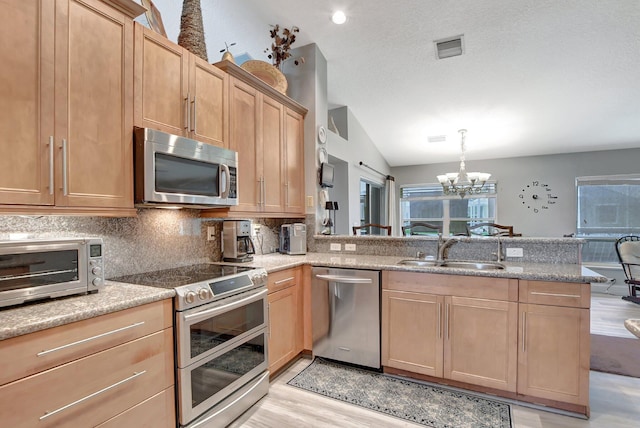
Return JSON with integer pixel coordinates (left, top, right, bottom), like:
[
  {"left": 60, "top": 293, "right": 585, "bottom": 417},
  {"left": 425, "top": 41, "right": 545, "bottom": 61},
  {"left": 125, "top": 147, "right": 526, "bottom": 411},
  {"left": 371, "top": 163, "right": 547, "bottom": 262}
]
[
  {"left": 40, "top": 370, "right": 146, "bottom": 420},
  {"left": 530, "top": 291, "right": 580, "bottom": 298},
  {"left": 274, "top": 277, "right": 295, "bottom": 285},
  {"left": 37, "top": 321, "right": 145, "bottom": 357}
]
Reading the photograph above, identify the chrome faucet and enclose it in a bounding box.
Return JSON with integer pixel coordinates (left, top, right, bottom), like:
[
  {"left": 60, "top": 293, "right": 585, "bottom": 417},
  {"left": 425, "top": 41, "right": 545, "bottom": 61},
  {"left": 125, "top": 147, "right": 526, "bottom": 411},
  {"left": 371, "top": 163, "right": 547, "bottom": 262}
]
[{"left": 437, "top": 235, "right": 460, "bottom": 262}]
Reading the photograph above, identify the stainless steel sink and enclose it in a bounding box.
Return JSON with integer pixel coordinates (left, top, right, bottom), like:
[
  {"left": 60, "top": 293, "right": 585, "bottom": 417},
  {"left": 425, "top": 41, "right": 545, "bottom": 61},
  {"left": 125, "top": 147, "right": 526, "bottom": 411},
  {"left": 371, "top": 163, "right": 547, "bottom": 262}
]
[
  {"left": 396, "top": 259, "right": 438, "bottom": 267},
  {"left": 439, "top": 261, "right": 505, "bottom": 270},
  {"left": 397, "top": 259, "right": 505, "bottom": 270}
]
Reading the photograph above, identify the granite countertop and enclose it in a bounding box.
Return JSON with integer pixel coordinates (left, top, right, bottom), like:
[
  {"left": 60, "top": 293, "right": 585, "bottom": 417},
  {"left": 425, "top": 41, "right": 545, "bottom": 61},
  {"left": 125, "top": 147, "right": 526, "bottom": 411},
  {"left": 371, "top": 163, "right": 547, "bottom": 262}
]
[
  {"left": 0, "top": 282, "right": 175, "bottom": 341},
  {"left": 232, "top": 253, "right": 607, "bottom": 284},
  {"left": 624, "top": 319, "right": 640, "bottom": 339},
  {"left": 0, "top": 252, "right": 604, "bottom": 342}
]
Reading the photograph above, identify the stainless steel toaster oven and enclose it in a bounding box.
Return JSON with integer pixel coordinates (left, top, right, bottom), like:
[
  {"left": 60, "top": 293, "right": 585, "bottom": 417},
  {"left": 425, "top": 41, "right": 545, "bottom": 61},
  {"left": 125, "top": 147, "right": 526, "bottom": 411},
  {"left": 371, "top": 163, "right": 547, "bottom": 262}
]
[{"left": 0, "top": 238, "right": 104, "bottom": 308}]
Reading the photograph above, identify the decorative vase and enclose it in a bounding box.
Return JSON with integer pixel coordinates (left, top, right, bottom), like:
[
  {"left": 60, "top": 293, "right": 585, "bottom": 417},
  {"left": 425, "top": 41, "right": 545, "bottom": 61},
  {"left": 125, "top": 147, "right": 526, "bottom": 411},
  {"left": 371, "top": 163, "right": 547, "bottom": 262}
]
[
  {"left": 221, "top": 51, "right": 235, "bottom": 64},
  {"left": 239, "top": 60, "right": 287, "bottom": 94}
]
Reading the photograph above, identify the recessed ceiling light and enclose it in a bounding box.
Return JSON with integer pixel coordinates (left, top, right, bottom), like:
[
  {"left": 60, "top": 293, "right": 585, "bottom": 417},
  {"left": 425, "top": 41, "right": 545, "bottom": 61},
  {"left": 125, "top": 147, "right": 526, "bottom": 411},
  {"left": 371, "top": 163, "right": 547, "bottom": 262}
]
[{"left": 332, "top": 11, "right": 347, "bottom": 25}]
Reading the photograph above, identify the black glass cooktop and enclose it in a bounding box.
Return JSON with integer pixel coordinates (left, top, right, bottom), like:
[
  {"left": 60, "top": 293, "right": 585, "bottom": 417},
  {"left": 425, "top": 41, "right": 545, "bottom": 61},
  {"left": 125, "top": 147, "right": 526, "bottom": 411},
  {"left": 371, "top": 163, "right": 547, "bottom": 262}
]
[{"left": 110, "top": 264, "right": 256, "bottom": 289}]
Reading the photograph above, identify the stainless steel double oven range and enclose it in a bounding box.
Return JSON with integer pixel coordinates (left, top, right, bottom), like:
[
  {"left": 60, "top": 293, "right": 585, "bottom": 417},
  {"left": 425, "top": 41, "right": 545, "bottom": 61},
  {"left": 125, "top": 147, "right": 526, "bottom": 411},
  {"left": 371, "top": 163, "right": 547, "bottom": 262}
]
[{"left": 114, "top": 263, "right": 269, "bottom": 427}]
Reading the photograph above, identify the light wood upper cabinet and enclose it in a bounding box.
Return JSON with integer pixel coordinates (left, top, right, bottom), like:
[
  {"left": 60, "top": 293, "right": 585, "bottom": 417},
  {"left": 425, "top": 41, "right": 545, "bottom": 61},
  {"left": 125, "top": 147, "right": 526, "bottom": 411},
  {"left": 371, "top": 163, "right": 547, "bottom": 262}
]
[
  {"left": 134, "top": 24, "right": 228, "bottom": 148},
  {"left": 284, "top": 108, "right": 305, "bottom": 214},
  {"left": 202, "top": 61, "right": 307, "bottom": 219},
  {"left": 0, "top": 0, "right": 134, "bottom": 214}
]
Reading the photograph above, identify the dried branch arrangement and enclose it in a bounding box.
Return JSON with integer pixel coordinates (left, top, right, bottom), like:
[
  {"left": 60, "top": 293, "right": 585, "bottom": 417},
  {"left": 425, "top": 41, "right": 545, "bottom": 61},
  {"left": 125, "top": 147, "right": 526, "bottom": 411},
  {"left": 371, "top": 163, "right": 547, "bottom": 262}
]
[{"left": 265, "top": 25, "right": 303, "bottom": 69}]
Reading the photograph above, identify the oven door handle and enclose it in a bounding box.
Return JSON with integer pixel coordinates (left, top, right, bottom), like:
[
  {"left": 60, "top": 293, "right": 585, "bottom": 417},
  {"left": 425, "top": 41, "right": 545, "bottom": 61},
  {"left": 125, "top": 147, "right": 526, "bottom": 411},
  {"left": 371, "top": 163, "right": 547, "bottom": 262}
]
[{"left": 183, "top": 288, "right": 268, "bottom": 324}]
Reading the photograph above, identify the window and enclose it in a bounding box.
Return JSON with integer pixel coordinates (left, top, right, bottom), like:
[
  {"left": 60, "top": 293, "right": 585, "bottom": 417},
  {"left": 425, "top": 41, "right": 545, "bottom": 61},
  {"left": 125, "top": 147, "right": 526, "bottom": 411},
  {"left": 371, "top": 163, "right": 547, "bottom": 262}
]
[
  {"left": 359, "top": 179, "right": 386, "bottom": 235},
  {"left": 400, "top": 183, "right": 497, "bottom": 236},
  {"left": 577, "top": 174, "right": 640, "bottom": 263}
]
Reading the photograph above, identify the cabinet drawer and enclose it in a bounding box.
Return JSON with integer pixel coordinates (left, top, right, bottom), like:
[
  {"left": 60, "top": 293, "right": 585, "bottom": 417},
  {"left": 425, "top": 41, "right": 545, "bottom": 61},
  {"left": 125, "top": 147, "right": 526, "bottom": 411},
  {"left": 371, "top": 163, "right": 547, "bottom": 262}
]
[
  {"left": 0, "top": 328, "right": 174, "bottom": 428},
  {"left": 0, "top": 299, "right": 172, "bottom": 386},
  {"left": 383, "top": 270, "right": 518, "bottom": 301},
  {"left": 96, "top": 386, "right": 175, "bottom": 428},
  {"left": 519, "top": 281, "right": 590, "bottom": 308},
  {"left": 268, "top": 267, "right": 301, "bottom": 294}
]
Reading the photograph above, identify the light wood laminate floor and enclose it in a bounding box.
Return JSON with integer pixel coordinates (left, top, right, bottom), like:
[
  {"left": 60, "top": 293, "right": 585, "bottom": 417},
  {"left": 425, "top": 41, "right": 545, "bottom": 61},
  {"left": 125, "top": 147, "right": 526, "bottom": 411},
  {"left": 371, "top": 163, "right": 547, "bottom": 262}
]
[
  {"left": 230, "top": 293, "right": 640, "bottom": 428},
  {"left": 231, "top": 357, "right": 640, "bottom": 428},
  {"left": 590, "top": 292, "right": 640, "bottom": 338}
]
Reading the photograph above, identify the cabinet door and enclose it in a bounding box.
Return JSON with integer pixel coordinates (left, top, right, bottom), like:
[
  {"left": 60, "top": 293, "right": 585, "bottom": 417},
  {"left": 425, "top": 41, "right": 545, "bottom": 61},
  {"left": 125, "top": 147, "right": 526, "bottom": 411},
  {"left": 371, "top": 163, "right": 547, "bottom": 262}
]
[
  {"left": 228, "top": 77, "right": 260, "bottom": 212},
  {"left": 518, "top": 304, "right": 590, "bottom": 405},
  {"left": 268, "top": 285, "right": 298, "bottom": 374},
  {"left": 189, "top": 54, "right": 228, "bottom": 147},
  {"left": 382, "top": 290, "right": 444, "bottom": 377},
  {"left": 134, "top": 24, "right": 188, "bottom": 136},
  {"left": 444, "top": 296, "right": 518, "bottom": 392},
  {"left": 261, "top": 95, "right": 285, "bottom": 212},
  {"left": 0, "top": 0, "right": 54, "bottom": 205},
  {"left": 54, "top": 0, "right": 133, "bottom": 208},
  {"left": 284, "top": 107, "right": 305, "bottom": 214}
]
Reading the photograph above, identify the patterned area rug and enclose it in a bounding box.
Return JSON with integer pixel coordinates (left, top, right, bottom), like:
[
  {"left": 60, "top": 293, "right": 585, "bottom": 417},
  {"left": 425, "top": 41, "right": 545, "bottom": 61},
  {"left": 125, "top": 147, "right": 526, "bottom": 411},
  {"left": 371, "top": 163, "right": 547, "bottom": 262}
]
[{"left": 287, "top": 358, "right": 512, "bottom": 428}]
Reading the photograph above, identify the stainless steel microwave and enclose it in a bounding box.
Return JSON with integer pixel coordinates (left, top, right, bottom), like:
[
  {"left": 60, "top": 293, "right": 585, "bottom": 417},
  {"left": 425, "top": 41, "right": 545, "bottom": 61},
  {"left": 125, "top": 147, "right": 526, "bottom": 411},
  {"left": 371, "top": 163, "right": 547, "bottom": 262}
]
[
  {"left": 0, "top": 238, "right": 104, "bottom": 309},
  {"left": 134, "top": 128, "right": 238, "bottom": 208}
]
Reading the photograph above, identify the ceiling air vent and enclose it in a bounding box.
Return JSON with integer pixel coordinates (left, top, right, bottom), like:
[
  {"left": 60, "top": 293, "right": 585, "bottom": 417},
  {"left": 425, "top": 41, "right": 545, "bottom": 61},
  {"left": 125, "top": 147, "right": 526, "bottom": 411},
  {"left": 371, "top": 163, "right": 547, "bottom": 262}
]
[
  {"left": 435, "top": 35, "right": 464, "bottom": 59},
  {"left": 427, "top": 135, "right": 447, "bottom": 143}
]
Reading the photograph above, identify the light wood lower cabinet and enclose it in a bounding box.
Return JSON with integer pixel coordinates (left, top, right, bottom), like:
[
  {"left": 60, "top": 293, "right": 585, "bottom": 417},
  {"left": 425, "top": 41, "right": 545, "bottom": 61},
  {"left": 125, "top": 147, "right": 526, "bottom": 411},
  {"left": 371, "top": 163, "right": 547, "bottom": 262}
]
[
  {"left": 382, "top": 284, "right": 517, "bottom": 392},
  {"left": 518, "top": 280, "right": 590, "bottom": 407},
  {"left": 96, "top": 386, "right": 175, "bottom": 428},
  {"left": 0, "top": 300, "right": 175, "bottom": 427},
  {"left": 382, "top": 272, "right": 590, "bottom": 413},
  {"left": 268, "top": 267, "right": 303, "bottom": 374}
]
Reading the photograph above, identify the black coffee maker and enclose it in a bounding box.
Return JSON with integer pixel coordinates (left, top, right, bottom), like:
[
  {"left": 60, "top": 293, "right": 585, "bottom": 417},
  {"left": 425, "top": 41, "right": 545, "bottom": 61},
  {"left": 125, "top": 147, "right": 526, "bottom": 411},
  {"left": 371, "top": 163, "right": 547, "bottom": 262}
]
[{"left": 222, "top": 220, "right": 255, "bottom": 262}]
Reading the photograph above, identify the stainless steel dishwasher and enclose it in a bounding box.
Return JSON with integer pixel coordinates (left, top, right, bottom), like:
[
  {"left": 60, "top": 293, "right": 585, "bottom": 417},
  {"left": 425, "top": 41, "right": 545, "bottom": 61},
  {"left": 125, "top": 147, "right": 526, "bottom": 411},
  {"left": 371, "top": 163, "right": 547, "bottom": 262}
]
[{"left": 311, "top": 267, "right": 381, "bottom": 369}]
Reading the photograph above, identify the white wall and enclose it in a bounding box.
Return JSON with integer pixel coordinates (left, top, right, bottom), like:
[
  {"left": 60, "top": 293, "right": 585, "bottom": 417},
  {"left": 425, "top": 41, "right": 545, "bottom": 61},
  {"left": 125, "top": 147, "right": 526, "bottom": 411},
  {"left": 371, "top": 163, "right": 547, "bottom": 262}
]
[
  {"left": 326, "top": 108, "right": 391, "bottom": 233},
  {"left": 392, "top": 147, "right": 640, "bottom": 237}
]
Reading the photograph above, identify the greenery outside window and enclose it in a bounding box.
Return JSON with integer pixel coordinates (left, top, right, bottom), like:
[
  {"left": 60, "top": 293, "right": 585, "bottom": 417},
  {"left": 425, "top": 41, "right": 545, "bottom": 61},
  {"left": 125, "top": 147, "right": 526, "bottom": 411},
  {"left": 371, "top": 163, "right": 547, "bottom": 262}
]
[
  {"left": 400, "top": 183, "right": 497, "bottom": 236},
  {"left": 577, "top": 174, "right": 640, "bottom": 263}
]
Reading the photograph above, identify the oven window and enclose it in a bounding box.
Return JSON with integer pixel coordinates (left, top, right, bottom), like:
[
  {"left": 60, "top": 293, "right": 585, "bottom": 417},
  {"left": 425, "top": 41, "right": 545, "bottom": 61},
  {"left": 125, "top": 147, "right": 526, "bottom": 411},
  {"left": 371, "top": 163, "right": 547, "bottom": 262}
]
[
  {"left": 155, "top": 152, "right": 220, "bottom": 196},
  {"left": 190, "top": 299, "right": 264, "bottom": 359},
  {"left": 0, "top": 250, "right": 79, "bottom": 292},
  {"left": 191, "top": 333, "right": 266, "bottom": 407}
]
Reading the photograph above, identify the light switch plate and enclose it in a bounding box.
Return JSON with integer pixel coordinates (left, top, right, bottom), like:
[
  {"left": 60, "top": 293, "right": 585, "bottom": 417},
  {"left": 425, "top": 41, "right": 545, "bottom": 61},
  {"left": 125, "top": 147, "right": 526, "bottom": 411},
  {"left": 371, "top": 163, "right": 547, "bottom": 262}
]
[
  {"left": 345, "top": 243, "right": 356, "bottom": 251},
  {"left": 506, "top": 247, "right": 524, "bottom": 257},
  {"left": 330, "top": 243, "right": 341, "bottom": 251},
  {"left": 306, "top": 195, "right": 314, "bottom": 207}
]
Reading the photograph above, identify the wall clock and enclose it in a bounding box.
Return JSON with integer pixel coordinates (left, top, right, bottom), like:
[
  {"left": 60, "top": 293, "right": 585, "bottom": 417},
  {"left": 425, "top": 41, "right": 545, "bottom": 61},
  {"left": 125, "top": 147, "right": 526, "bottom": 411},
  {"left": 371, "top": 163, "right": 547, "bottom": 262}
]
[{"left": 519, "top": 181, "right": 559, "bottom": 213}]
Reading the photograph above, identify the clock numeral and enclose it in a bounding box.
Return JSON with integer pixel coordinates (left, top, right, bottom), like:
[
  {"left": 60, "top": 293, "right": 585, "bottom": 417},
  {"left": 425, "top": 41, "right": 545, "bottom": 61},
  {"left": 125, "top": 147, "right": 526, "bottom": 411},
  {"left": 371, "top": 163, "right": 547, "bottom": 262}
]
[
  {"left": 545, "top": 188, "right": 551, "bottom": 192},
  {"left": 547, "top": 201, "right": 556, "bottom": 205},
  {"left": 518, "top": 194, "right": 524, "bottom": 199},
  {"left": 532, "top": 181, "right": 539, "bottom": 186},
  {"left": 533, "top": 208, "right": 539, "bottom": 213},
  {"left": 542, "top": 205, "right": 549, "bottom": 209},
  {"left": 548, "top": 194, "right": 558, "bottom": 199}
]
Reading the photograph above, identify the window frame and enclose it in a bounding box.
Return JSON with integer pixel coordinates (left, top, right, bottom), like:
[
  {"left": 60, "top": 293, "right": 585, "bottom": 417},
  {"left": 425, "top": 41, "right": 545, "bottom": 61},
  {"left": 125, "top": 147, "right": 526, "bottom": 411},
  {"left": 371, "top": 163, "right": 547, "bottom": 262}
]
[{"left": 400, "top": 182, "right": 497, "bottom": 236}]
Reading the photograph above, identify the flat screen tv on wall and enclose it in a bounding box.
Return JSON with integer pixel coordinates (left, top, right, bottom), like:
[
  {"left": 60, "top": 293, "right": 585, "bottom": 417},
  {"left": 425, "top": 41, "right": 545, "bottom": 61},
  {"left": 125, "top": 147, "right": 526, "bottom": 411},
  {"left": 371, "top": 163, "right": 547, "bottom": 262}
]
[{"left": 319, "top": 162, "right": 334, "bottom": 188}]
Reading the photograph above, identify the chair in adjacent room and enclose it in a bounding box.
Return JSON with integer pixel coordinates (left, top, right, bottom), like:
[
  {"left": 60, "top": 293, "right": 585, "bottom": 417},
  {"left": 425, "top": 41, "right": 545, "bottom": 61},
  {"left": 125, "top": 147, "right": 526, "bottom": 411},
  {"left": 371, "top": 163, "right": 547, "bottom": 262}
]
[
  {"left": 402, "top": 222, "right": 442, "bottom": 236},
  {"left": 615, "top": 235, "right": 640, "bottom": 297},
  {"left": 466, "top": 223, "right": 520, "bottom": 237},
  {"left": 353, "top": 224, "right": 392, "bottom": 236}
]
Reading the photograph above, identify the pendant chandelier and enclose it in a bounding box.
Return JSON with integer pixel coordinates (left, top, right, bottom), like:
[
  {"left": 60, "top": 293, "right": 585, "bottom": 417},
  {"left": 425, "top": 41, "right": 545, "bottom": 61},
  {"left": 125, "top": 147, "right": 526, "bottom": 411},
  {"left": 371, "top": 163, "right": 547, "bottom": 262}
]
[{"left": 437, "top": 129, "right": 491, "bottom": 199}]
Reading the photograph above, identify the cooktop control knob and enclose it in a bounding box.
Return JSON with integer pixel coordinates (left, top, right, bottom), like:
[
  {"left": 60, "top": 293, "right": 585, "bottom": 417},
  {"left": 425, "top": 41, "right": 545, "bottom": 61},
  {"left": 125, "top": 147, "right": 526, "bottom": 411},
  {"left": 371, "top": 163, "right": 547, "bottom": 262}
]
[
  {"left": 185, "top": 291, "right": 196, "bottom": 304},
  {"left": 198, "top": 288, "right": 211, "bottom": 300},
  {"left": 261, "top": 273, "right": 268, "bottom": 283}
]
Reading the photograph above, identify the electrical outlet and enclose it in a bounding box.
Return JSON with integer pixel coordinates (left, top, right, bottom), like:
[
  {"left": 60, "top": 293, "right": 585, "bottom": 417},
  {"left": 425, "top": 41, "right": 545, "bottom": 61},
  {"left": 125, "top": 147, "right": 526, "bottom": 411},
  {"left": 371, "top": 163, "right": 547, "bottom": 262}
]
[
  {"left": 506, "top": 247, "right": 524, "bottom": 257},
  {"left": 330, "top": 243, "right": 341, "bottom": 251},
  {"left": 251, "top": 224, "right": 261, "bottom": 236},
  {"left": 207, "top": 226, "right": 216, "bottom": 241},
  {"left": 306, "top": 195, "right": 314, "bottom": 207},
  {"left": 345, "top": 243, "right": 356, "bottom": 251}
]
